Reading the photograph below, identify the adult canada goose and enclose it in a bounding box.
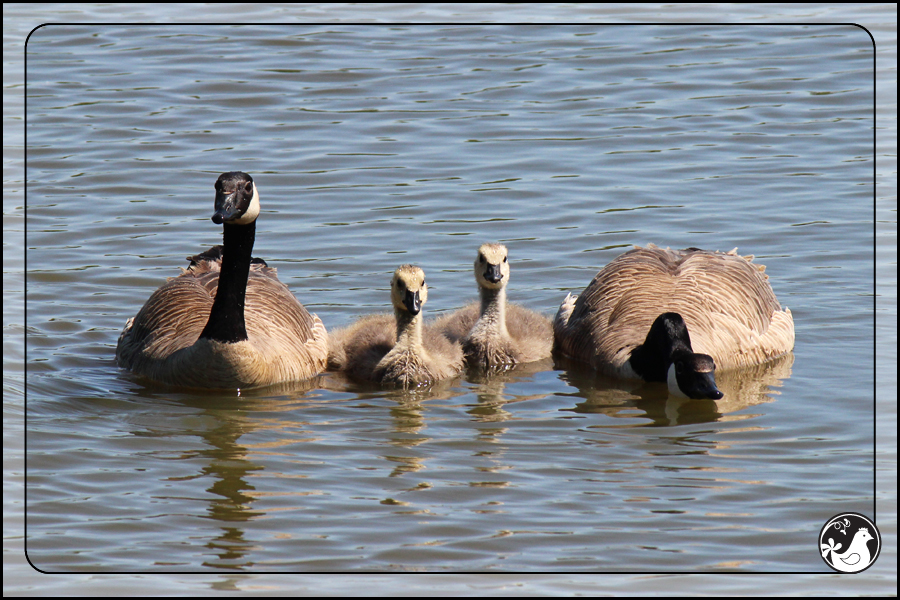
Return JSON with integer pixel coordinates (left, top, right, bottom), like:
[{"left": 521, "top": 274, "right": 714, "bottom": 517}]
[
  {"left": 328, "top": 264, "right": 463, "bottom": 387},
  {"left": 432, "top": 243, "right": 553, "bottom": 370},
  {"left": 553, "top": 244, "right": 795, "bottom": 399},
  {"left": 116, "top": 171, "right": 328, "bottom": 389}
]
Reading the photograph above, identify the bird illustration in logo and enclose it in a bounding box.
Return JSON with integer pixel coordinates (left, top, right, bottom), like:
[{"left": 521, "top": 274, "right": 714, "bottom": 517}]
[{"left": 821, "top": 527, "right": 874, "bottom": 572}]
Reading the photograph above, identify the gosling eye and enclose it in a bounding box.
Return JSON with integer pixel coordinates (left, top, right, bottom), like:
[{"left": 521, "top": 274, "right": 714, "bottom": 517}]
[
  {"left": 478, "top": 254, "right": 485, "bottom": 263},
  {"left": 503, "top": 256, "right": 508, "bottom": 263}
]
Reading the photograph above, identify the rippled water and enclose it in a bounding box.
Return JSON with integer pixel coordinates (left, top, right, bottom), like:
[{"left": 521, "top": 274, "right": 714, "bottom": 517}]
[{"left": 6, "top": 5, "right": 896, "bottom": 595}]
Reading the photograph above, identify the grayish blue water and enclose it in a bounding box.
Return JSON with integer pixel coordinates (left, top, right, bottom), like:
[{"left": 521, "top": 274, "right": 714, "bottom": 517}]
[{"left": 5, "top": 3, "right": 896, "bottom": 596}]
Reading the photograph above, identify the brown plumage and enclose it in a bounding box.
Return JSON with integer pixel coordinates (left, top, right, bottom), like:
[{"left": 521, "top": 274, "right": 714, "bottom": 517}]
[
  {"left": 553, "top": 244, "right": 795, "bottom": 375},
  {"left": 328, "top": 265, "right": 463, "bottom": 388},
  {"left": 116, "top": 172, "right": 328, "bottom": 389},
  {"left": 433, "top": 243, "right": 553, "bottom": 369}
]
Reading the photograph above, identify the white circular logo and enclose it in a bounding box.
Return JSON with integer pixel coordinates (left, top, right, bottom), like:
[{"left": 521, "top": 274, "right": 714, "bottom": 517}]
[{"left": 819, "top": 512, "right": 881, "bottom": 573}]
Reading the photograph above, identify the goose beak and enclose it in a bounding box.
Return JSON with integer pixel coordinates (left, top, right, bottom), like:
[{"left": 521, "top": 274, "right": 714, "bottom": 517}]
[
  {"left": 212, "top": 189, "right": 242, "bottom": 224},
  {"left": 668, "top": 354, "right": 725, "bottom": 400},
  {"left": 403, "top": 290, "right": 421, "bottom": 315},
  {"left": 683, "top": 370, "right": 724, "bottom": 400}
]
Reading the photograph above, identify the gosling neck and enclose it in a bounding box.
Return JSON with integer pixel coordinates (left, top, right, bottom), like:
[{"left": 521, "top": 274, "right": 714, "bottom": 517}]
[
  {"left": 199, "top": 220, "right": 255, "bottom": 344},
  {"left": 394, "top": 306, "right": 424, "bottom": 350},
  {"left": 478, "top": 284, "right": 509, "bottom": 337}
]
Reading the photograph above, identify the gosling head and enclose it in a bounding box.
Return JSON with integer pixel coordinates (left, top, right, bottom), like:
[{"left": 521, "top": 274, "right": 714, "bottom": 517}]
[
  {"left": 212, "top": 171, "right": 260, "bottom": 226},
  {"left": 474, "top": 243, "right": 510, "bottom": 291},
  {"left": 391, "top": 264, "right": 428, "bottom": 316}
]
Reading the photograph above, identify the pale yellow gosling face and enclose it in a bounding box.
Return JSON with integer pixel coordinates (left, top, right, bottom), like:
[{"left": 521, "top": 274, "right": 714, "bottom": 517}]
[
  {"left": 474, "top": 243, "right": 510, "bottom": 291},
  {"left": 390, "top": 264, "right": 428, "bottom": 315}
]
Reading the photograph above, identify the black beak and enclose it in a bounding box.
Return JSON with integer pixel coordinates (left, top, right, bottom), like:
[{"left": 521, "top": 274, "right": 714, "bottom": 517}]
[
  {"left": 484, "top": 263, "right": 503, "bottom": 284},
  {"left": 211, "top": 188, "right": 242, "bottom": 224},
  {"left": 403, "top": 290, "right": 421, "bottom": 315},
  {"left": 682, "top": 370, "right": 724, "bottom": 400}
]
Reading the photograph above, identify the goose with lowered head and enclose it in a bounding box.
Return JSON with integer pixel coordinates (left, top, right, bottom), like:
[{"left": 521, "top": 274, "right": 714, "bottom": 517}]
[
  {"left": 553, "top": 244, "right": 795, "bottom": 399},
  {"left": 116, "top": 171, "right": 328, "bottom": 389}
]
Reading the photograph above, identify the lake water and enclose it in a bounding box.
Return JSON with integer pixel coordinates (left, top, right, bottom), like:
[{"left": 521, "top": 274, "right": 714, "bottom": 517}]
[{"left": 5, "top": 4, "right": 896, "bottom": 596}]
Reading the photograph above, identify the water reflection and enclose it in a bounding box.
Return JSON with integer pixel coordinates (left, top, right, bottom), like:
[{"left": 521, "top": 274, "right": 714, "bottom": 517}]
[
  {"left": 28, "top": 347, "right": 797, "bottom": 570},
  {"left": 144, "top": 379, "right": 325, "bottom": 570},
  {"left": 558, "top": 353, "right": 794, "bottom": 427},
  {"left": 465, "top": 357, "right": 555, "bottom": 423}
]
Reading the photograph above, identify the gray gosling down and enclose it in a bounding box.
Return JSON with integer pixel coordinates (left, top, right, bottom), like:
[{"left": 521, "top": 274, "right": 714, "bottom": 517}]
[
  {"left": 328, "top": 265, "right": 463, "bottom": 388},
  {"left": 116, "top": 171, "right": 328, "bottom": 389},
  {"left": 432, "top": 243, "right": 553, "bottom": 370},
  {"left": 553, "top": 244, "right": 795, "bottom": 399}
]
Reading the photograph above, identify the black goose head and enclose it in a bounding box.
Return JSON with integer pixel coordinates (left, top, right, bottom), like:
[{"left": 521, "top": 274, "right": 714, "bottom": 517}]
[
  {"left": 631, "top": 312, "right": 724, "bottom": 400},
  {"left": 212, "top": 171, "right": 259, "bottom": 225},
  {"left": 668, "top": 349, "right": 724, "bottom": 400}
]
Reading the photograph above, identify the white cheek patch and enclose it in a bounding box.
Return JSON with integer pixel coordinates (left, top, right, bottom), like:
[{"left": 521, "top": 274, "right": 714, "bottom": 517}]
[
  {"left": 231, "top": 183, "right": 260, "bottom": 225},
  {"left": 620, "top": 360, "right": 639, "bottom": 380},
  {"left": 667, "top": 363, "right": 689, "bottom": 398}
]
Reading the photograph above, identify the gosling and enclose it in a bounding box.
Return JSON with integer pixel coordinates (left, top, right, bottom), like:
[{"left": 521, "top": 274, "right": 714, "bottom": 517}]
[
  {"left": 433, "top": 243, "right": 553, "bottom": 370},
  {"left": 328, "top": 264, "right": 464, "bottom": 388}
]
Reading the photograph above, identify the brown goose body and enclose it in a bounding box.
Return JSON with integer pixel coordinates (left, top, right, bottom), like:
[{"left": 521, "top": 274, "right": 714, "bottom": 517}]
[
  {"left": 117, "top": 247, "right": 327, "bottom": 388},
  {"left": 116, "top": 172, "right": 328, "bottom": 389},
  {"left": 553, "top": 244, "right": 795, "bottom": 375}
]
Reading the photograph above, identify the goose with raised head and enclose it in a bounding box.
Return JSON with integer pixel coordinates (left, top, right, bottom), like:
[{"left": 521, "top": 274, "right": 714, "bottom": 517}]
[
  {"left": 328, "top": 264, "right": 463, "bottom": 388},
  {"left": 433, "top": 243, "right": 553, "bottom": 370},
  {"left": 553, "top": 244, "right": 795, "bottom": 399},
  {"left": 116, "top": 171, "right": 328, "bottom": 389}
]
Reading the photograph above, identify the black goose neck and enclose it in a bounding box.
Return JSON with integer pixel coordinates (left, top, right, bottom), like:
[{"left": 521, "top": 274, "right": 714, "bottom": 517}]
[
  {"left": 199, "top": 220, "right": 256, "bottom": 343},
  {"left": 628, "top": 313, "right": 693, "bottom": 382}
]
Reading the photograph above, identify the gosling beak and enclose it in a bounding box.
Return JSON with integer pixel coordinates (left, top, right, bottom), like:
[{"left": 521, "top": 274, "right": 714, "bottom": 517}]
[
  {"left": 403, "top": 289, "right": 421, "bottom": 315},
  {"left": 484, "top": 263, "right": 503, "bottom": 284}
]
